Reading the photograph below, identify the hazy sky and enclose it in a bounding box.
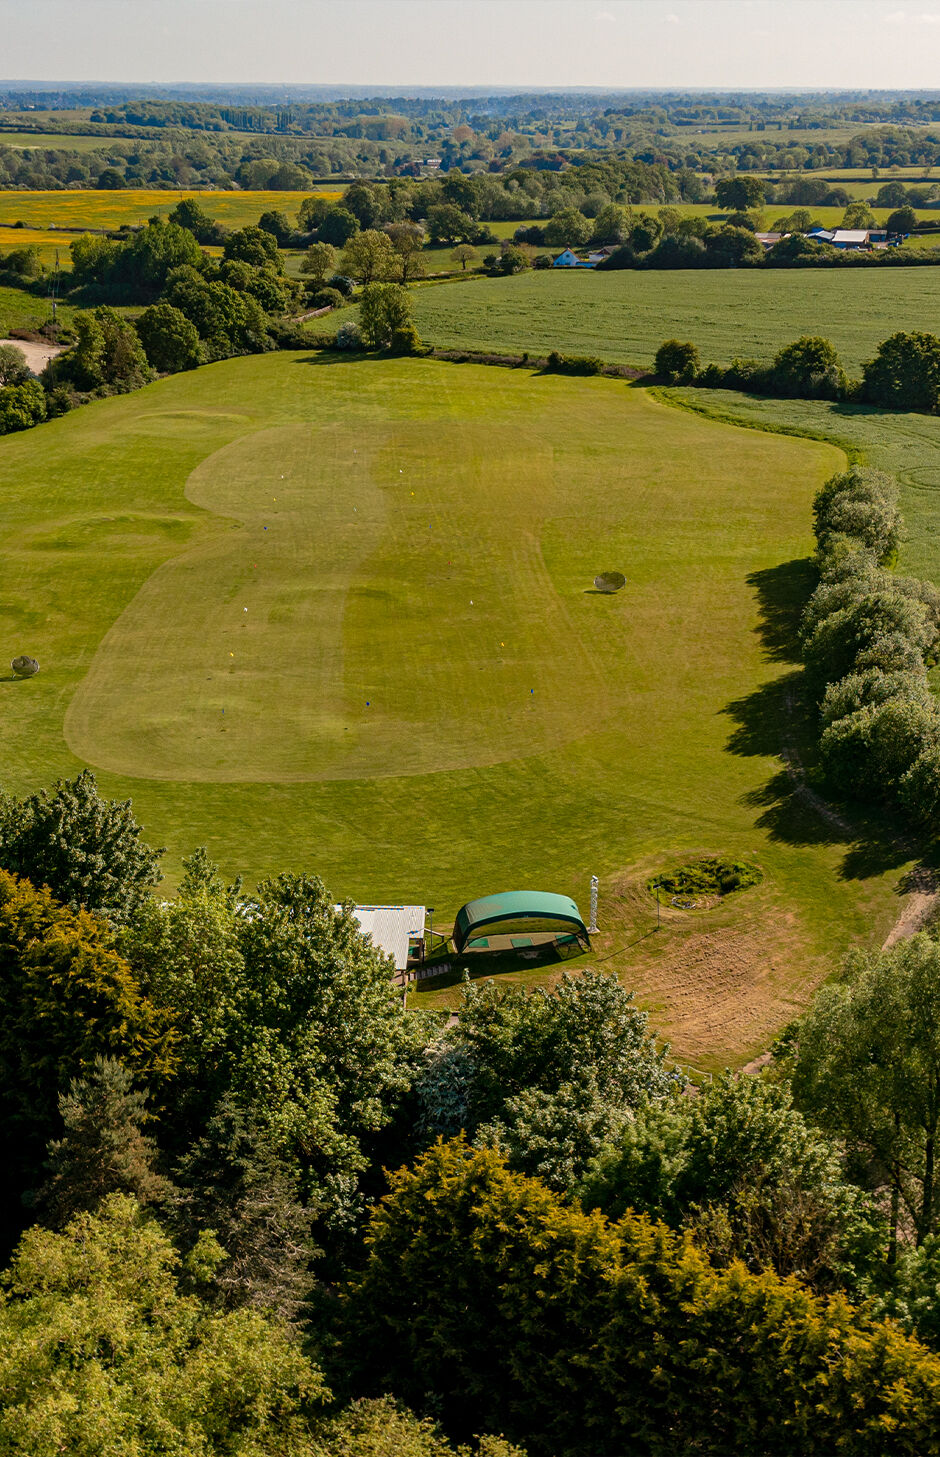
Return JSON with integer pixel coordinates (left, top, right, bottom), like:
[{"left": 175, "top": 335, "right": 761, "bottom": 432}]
[{"left": 3, "top": 0, "right": 940, "bottom": 90}]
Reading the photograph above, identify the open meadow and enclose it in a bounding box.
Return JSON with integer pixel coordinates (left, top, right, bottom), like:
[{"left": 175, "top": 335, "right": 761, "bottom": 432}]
[
  {"left": 0, "top": 352, "right": 911, "bottom": 1067},
  {"left": 409, "top": 266, "right": 940, "bottom": 372}
]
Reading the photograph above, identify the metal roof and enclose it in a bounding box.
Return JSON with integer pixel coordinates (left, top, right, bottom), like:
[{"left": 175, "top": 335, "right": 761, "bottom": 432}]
[
  {"left": 346, "top": 904, "right": 425, "bottom": 971},
  {"left": 453, "top": 890, "right": 587, "bottom": 953}
]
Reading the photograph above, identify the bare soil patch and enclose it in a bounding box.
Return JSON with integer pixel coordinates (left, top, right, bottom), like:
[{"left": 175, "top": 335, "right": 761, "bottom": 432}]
[{"left": 0, "top": 336, "right": 65, "bottom": 374}]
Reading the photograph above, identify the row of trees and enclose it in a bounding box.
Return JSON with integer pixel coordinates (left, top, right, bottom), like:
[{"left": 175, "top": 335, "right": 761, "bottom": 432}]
[
  {"left": 799, "top": 466, "right": 940, "bottom": 829},
  {"left": 6, "top": 769, "right": 940, "bottom": 1445},
  {"left": 654, "top": 330, "right": 940, "bottom": 416}
]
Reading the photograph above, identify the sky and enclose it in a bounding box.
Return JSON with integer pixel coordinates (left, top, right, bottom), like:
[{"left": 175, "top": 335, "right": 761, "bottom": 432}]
[{"left": 3, "top": 0, "right": 940, "bottom": 91}]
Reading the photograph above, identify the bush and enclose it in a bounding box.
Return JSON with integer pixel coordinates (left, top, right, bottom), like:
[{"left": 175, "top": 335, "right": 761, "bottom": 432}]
[
  {"left": 0, "top": 379, "right": 46, "bottom": 434},
  {"left": 545, "top": 350, "right": 603, "bottom": 376},
  {"left": 770, "top": 335, "right": 847, "bottom": 400},
  {"left": 311, "top": 286, "right": 345, "bottom": 309},
  {"left": 654, "top": 339, "right": 699, "bottom": 384},
  {"left": 389, "top": 322, "right": 424, "bottom": 356},
  {"left": 813, "top": 468, "right": 902, "bottom": 564},
  {"left": 532, "top": 254, "right": 552, "bottom": 270},
  {"left": 650, "top": 856, "right": 762, "bottom": 899},
  {"left": 335, "top": 321, "right": 364, "bottom": 350},
  {"left": 327, "top": 272, "right": 355, "bottom": 297}
]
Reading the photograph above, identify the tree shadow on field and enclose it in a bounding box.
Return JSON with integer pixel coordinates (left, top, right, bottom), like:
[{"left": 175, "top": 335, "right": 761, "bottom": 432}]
[{"left": 721, "top": 558, "right": 914, "bottom": 879}]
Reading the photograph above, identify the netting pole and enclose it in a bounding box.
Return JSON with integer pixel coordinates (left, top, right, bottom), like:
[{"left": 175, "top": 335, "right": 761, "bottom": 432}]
[{"left": 588, "top": 875, "right": 598, "bottom": 934}]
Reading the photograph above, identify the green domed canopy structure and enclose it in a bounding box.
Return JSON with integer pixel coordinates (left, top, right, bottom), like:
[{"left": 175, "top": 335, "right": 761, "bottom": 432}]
[{"left": 453, "top": 890, "right": 589, "bottom": 953}]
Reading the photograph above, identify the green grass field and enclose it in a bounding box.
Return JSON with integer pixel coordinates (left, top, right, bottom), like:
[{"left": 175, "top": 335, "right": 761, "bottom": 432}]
[
  {"left": 0, "top": 352, "right": 910, "bottom": 1067},
  {"left": 665, "top": 386, "right": 940, "bottom": 586},
  {"left": 409, "top": 267, "right": 940, "bottom": 372},
  {"left": 0, "top": 283, "right": 71, "bottom": 335}
]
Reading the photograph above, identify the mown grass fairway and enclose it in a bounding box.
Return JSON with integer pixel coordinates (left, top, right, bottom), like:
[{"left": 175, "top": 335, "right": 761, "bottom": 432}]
[
  {"left": 0, "top": 354, "right": 909, "bottom": 1066},
  {"left": 410, "top": 267, "right": 940, "bottom": 373}
]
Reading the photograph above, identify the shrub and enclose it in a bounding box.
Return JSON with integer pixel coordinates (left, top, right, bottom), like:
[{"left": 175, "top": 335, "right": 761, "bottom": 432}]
[
  {"left": 813, "top": 468, "right": 902, "bottom": 564},
  {"left": 650, "top": 856, "right": 762, "bottom": 899},
  {"left": 532, "top": 253, "right": 552, "bottom": 270},
  {"left": 0, "top": 379, "right": 46, "bottom": 434},
  {"left": 327, "top": 272, "right": 355, "bottom": 297},
  {"left": 770, "top": 335, "right": 847, "bottom": 400},
  {"left": 334, "top": 321, "right": 364, "bottom": 350},
  {"left": 311, "top": 286, "right": 345, "bottom": 309},
  {"left": 545, "top": 350, "right": 603, "bottom": 376},
  {"left": 654, "top": 339, "right": 699, "bottom": 384},
  {"left": 389, "top": 322, "right": 424, "bottom": 356}
]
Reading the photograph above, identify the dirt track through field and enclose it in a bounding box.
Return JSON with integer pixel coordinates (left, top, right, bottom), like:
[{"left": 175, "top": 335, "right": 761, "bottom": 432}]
[{"left": 0, "top": 337, "right": 64, "bottom": 373}]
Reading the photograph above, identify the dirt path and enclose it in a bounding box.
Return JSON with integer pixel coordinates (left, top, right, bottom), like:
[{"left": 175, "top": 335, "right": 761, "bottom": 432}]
[{"left": 0, "top": 337, "right": 65, "bottom": 374}]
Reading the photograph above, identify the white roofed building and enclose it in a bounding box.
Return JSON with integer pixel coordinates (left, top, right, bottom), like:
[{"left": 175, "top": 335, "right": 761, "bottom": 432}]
[{"left": 344, "top": 904, "right": 427, "bottom": 972}]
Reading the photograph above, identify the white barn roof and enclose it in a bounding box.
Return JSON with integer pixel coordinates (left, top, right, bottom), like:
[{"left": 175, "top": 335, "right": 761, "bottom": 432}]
[{"left": 346, "top": 904, "right": 426, "bottom": 970}]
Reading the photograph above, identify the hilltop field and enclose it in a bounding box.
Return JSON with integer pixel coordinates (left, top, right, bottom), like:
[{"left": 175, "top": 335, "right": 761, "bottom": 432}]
[{"left": 0, "top": 351, "right": 912, "bottom": 1068}]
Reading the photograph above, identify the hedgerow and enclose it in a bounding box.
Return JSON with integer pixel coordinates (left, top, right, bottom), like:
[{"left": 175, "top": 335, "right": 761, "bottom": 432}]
[{"left": 800, "top": 466, "right": 940, "bottom": 823}]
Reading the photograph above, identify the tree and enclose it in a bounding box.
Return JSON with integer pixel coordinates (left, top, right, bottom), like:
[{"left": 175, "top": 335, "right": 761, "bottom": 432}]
[
  {"left": 714, "top": 175, "right": 767, "bottom": 211},
  {"left": 339, "top": 228, "right": 396, "bottom": 284},
  {"left": 174, "top": 1097, "right": 317, "bottom": 1324},
  {"left": 590, "top": 203, "right": 629, "bottom": 243},
  {"left": 0, "top": 769, "right": 164, "bottom": 922},
  {"left": 0, "top": 342, "right": 29, "bottom": 386},
  {"left": 0, "top": 380, "right": 46, "bottom": 434},
  {"left": 862, "top": 331, "right": 940, "bottom": 413},
  {"left": 51, "top": 310, "right": 105, "bottom": 389},
  {"left": 385, "top": 222, "right": 426, "bottom": 282},
  {"left": 297, "top": 195, "right": 332, "bottom": 232},
  {"left": 339, "top": 1140, "right": 940, "bottom": 1455},
  {"left": 258, "top": 208, "right": 294, "bottom": 245},
  {"left": 582, "top": 1075, "right": 873, "bottom": 1287},
  {"left": 167, "top": 197, "right": 221, "bottom": 244},
  {"left": 426, "top": 204, "right": 476, "bottom": 244},
  {"left": 135, "top": 301, "right": 202, "bottom": 373},
  {"left": 704, "top": 224, "right": 764, "bottom": 267},
  {"left": 96, "top": 166, "right": 124, "bottom": 190},
  {"left": 317, "top": 206, "right": 360, "bottom": 247},
  {"left": 842, "top": 200, "right": 878, "bottom": 229},
  {"left": 0, "top": 1195, "right": 327, "bottom": 1456},
  {"left": 120, "top": 858, "right": 428, "bottom": 1234},
  {"left": 543, "top": 207, "right": 591, "bottom": 248},
  {"left": 654, "top": 339, "right": 699, "bottom": 383},
  {"left": 0, "top": 869, "right": 172, "bottom": 1207},
  {"left": 793, "top": 935, "right": 940, "bottom": 1256},
  {"left": 342, "top": 182, "right": 381, "bottom": 228},
  {"left": 300, "top": 240, "right": 337, "bottom": 285},
  {"left": 30, "top": 1057, "right": 172, "bottom": 1227},
  {"left": 222, "top": 224, "right": 281, "bottom": 269},
  {"left": 450, "top": 243, "right": 478, "bottom": 271},
  {"left": 886, "top": 205, "right": 918, "bottom": 235},
  {"left": 310, "top": 1397, "right": 527, "bottom": 1456},
  {"left": 358, "top": 281, "right": 414, "bottom": 350},
  {"left": 771, "top": 335, "right": 847, "bottom": 399},
  {"left": 417, "top": 971, "right": 676, "bottom": 1190}
]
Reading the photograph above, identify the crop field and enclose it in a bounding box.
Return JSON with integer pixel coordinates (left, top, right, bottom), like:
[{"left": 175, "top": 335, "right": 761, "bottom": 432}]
[
  {"left": 0, "top": 352, "right": 908, "bottom": 1067},
  {"left": 409, "top": 266, "right": 940, "bottom": 372},
  {"left": 0, "top": 226, "right": 78, "bottom": 265},
  {"left": 0, "top": 132, "right": 136, "bottom": 152},
  {"left": 0, "top": 189, "right": 341, "bottom": 232}
]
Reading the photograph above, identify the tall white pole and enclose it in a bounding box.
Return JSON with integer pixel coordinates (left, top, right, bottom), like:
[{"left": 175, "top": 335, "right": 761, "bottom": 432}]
[{"left": 588, "top": 875, "right": 599, "bottom": 934}]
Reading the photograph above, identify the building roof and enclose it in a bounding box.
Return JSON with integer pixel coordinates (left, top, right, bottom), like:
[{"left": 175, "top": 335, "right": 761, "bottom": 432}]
[
  {"left": 453, "top": 890, "right": 588, "bottom": 953},
  {"left": 347, "top": 904, "right": 426, "bottom": 970},
  {"left": 832, "top": 229, "right": 870, "bottom": 244}
]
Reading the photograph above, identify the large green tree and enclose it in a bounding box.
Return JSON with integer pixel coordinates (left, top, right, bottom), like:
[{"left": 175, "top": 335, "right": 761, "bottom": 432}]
[
  {"left": 862, "top": 330, "right": 940, "bottom": 413},
  {"left": 792, "top": 934, "right": 940, "bottom": 1257},
  {"left": 339, "top": 1140, "right": 940, "bottom": 1456},
  {"left": 0, "top": 1195, "right": 326, "bottom": 1456},
  {"left": 0, "top": 769, "right": 163, "bottom": 923}
]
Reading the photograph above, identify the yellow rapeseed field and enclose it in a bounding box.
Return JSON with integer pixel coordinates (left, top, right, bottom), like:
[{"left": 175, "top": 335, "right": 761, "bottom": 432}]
[{"left": 0, "top": 188, "right": 342, "bottom": 232}]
